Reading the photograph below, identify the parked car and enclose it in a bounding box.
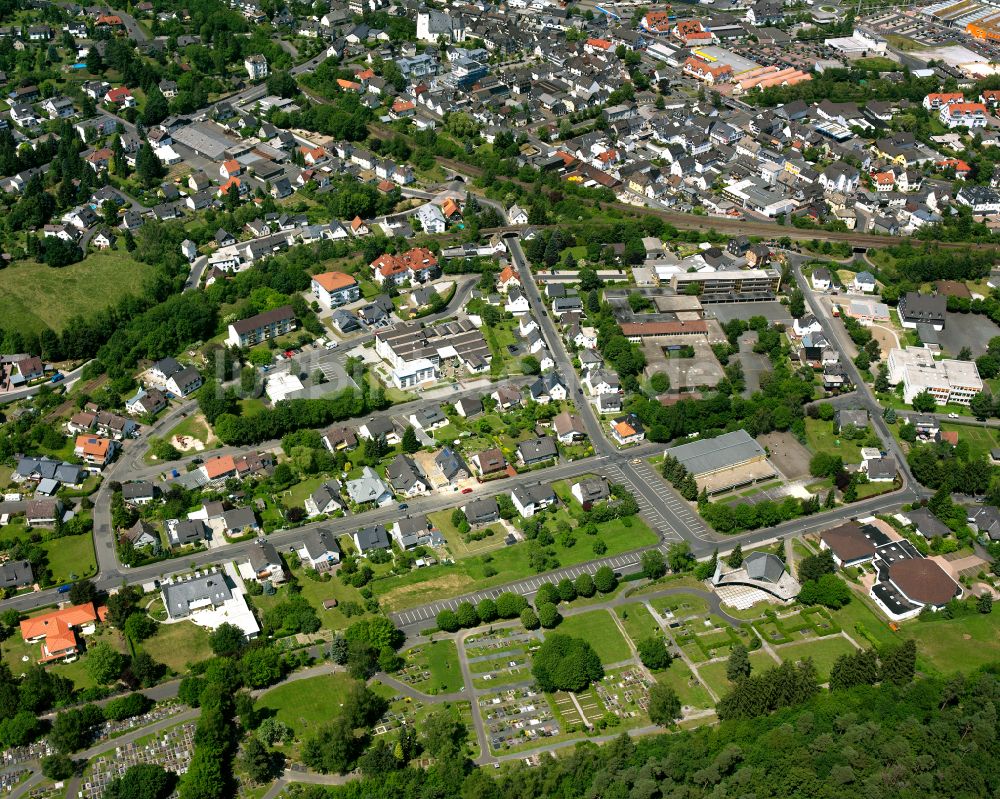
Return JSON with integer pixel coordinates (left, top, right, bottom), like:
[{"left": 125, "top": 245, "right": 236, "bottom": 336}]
[
  {"left": 461, "top": 487, "right": 473, "bottom": 494},
  {"left": 50, "top": 372, "right": 63, "bottom": 383}
]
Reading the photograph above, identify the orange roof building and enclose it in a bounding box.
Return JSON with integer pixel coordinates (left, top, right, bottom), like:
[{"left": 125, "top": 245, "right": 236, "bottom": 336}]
[
  {"left": 74, "top": 435, "right": 115, "bottom": 466},
  {"left": 370, "top": 247, "right": 439, "bottom": 283},
  {"left": 585, "top": 37, "right": 612, "bottom": 50},
  {"left": 221, "top": 158, "right": 241, "bottom": 177},
  {"left": 203, "top": 454, "right": 237, "bottom": 480},
  {"left": 312, "top": 271, "right": 358, "bottom": 292},
  {"left": 337, "top": 78, "right": 361, "bottom": 91},
  {"left": 498, "top": 264, "right": 520, "bottom": 286},
  {"left": 218, "top": 176, "right": 242, "bottom": 196},
  {"left": 21, "top": 603, "right": 103, "bottom": 663},
  {"left": 441, "top": 197, "right": 460, "bottom": 217}
]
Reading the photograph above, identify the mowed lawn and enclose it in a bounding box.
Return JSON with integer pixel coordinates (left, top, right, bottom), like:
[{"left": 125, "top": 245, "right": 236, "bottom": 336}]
[
  {"left": 615, "top": 603, "right": 662, "bottom": 645},
  {"left": 696, "top": 650, "right": 778, "bottom": 698},
  {"left": 939, "top": 423, "right": 1000, "bottom": 461},
  {"left": 655, "top": 661, "right": 713, "bottom": 710},
  {"left": 804, "top": 418, "right": 863, "bottom": 465},
  {"left": 256, "top": 673, "right": 358, "bottom": 736},
  {"left": 141, "top": 621, "right": 213, "bottom": 674},
  {"left": 554, "top": 610, "right": 631, "bottom": 665},
  {"left": 775, "top": 636, "right": 858, "bottom": 680},
  {"left": 374, "top": 518, "right": 657, "bottom": 611},
  {"left": 905, "top": 613, "right": 1000, "bottom": 674},
  {"left": 43, "top": 533, "right": 96, "bottom": 584},
  {"left": 0, "top": 252, "right": 153, "bottom": 334}
]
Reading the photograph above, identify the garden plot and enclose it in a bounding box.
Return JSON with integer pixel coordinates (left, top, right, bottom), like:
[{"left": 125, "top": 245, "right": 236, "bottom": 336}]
[
  {"left": 752, "top": 607, "right": 841, "bottom": 645},
  {"left": 81, "top": 722, "right": 196, "bottom": 799},
  {"left": 673, "top": 616, "right": 755, "bottom": 663},
  {"left": 464, "top": 629, "right": 541, "bottom": 659},
  {"left": 481, "top": 687, "right": 560, "bottom": 752},
  {"left": 574, "top": 688, "right": 606, "bottom": 725},
  {"left": 550, "top": 692, "right": 584, "bottom": 727},
  {"left": 471, "top": 653, "right": 532, "bottom": 689},
  {"left": 595, "top": 667, "right": 654, "bottom": 722}
]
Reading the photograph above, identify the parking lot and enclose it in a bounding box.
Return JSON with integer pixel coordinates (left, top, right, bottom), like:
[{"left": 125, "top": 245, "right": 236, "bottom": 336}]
[{"left": 935, "top": 312, "right": 1000, "bottom": 358}]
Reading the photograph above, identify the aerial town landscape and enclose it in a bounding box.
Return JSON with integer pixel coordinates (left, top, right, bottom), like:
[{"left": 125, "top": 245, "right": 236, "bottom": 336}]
[{"left": 2, "top": 0, "right": 1000, "bottom": 795}]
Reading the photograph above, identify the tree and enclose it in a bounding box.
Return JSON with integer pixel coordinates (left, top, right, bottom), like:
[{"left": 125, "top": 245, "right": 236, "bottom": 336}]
[
  {"left": 641, "top": 549, "right": 667, "bottom": 580},
  {"left": 142, "top": 86, "right": 168, "bottom": 126},
  {"left": 345, "top": 617, "right": 402, "bottom": 651},
  {"left": 86, "top": 641, "right": 125, "bottom": 685},
  {"left": 637, "top": 637, "right": 672, "bottom": 670},
  {"left": 666, "top": 542, "right": 693, "bottom": 573},
  {"left": 209, "top": 623, "right": 246, "bottom": 658},
  {"left": 978, "top": 592, "right": 994, "bottom": 614},
  {"left": 798, "top": 573, "right": 852, "bottom": 609},
  {"left": 726, "top": 644, "right": 751, "bottom": 683},
  {"left": 124, "top": 613, "right": 158, "bottom": 642},
  {"left": 647, "top": 684, "right": 682, "bottom": 726},
  {"left": 105, "top": 764, "right": 176, "bottom": 799},
  {"left": 520, "top": 607, "right": 539, "bottom": 629},
  {"left": 456, "top": 602, "right": 479, "bottom": 628},
  {"left": 971, "top": 391, "right": 993, "bottom": 421},
  {"left": 401, "top": 425, "right": 420, "bottom": 453},
  {"left": 531, "top": 634, "right": 603, "bottom": 692},
  {"left": 131, "top": 651, "right": 162, "bottom": 687},
  {"left": 496, "top": 592, "right": 528, "bottom": 618},
  {"left": 798, "top": 549, "right": 835, "bottom": 583},
  {"left": 476, "top": 598, "right": 498, "bottom": 623},
  {"left": 421, "top": 709, "right": 468, "bottom": 760},
  {"left": 574, "top": 573, "right": 595, "bottom": 598},
  {"left": 69, "top": 579, "right": 97, "bottom": 607},
  {"left": 829, "top": 648, "right": 879, "bottom": 692},
  {"left": 521, "top": 355, "right": 541, "bottom": 374},
  {"left": 557, "top": 578, "right": 577, "bottom": 602},
  {"left": 135, "top": 142, "right": 165, "bottom": 188},
  {"left": 879, "top": 639, "right": 917, "bottom": 686},
  {"left": 594, "top": 566, "right": 617, "bottom": 593},
  {"left": 726, "top": 544, "right": 744, "bottom": 568},
  {"left": 789, "top": 288, "right": 805, "bottom": 319},
  {"left": 50, "top": 705, "right": 104, "bottom": 753},
  {"left": 537, "top": 602, "right": 561, "bottom": 628},
  {"left": 302, "top": 715, "right": 358, "bottom": 774},
  {"left": 240, "top": 736, "right": 277, "bottom": 784},
  {"left": 41, "top": 753, "right": 76, "bottom": 780},
  {"left": 912, "top": 390, "right": 937, "bottom": 413}
]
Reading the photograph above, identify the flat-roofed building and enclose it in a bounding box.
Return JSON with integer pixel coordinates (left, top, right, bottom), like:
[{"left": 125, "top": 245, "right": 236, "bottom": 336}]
[
  {"left": 887, "top": 346, "right": 983, "bottom": 405},
  {"left": 670, "top": 269, "right": 781, "bottom": 301}
]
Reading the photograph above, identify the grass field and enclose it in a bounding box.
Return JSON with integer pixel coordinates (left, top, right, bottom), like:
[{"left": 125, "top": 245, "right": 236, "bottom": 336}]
[
  {"left": 648, "top": 593, "right": 710, "bottom": 618},
  {"left": 164, "top": 414, "right": 212, "bottom": 446},
  {"left": 805, "top": 418, "right": 863, "bottom": 464},
  {"left": 0, "top": 251, "right": 154, "bottom": 334},
  {"left": 401, "top": 640, "right": 464, "bottom": 694},
  {"left": 615, "top": 604, "right": 662, "bottom": 645},
  {"left": 775, "top": 636, "right": 858, "bottom": 680},
  {"left": 905, "top": 613, "right": 1000, "bottom": 675},
  {"left": 696, "top": 650, "right": 777, "bottom": 698},
  {"left": 555, "top": 610, "right": 631, "bottom": 665},
  {"left": 374, "top": 517, "right": 657, "bottom": 611},
  {"left": 141, "top": 621, "right": 213, "bottom": 674},
  {"left": 44, "top": 533, "right": 96, "bottom": 584},
  {"left": 939, "top": 423, "right": 1000, "bottom": 461},
  {"left": 256, "top": 673, "right": 358, "bottom": 736},
  {"left": 655, "top": 661, "right": 713, "bottom": 710}
]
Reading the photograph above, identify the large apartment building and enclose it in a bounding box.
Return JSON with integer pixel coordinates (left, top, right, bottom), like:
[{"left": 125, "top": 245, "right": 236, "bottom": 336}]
[{"left": 227, "top": 306, "right": 296, "bottom": 348}]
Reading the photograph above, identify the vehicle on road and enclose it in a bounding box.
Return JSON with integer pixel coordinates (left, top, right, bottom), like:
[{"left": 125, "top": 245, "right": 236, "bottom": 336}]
[
  {"left": 948, "top": 413, "right": 958, "bottom": 419},
  {"left": 398, "top": 503, "right": 408, "bottom": 510},
  {"left": 57, "top": 584, "right": 71, "bottom": 594},
  {"left": 50, "top": 372, "right": 63, "bottom": 383},
  {"left": 461, "top": 487, "right": 473, "bottom": 494},
  {"left": 325, "top": 340, "right": 339, "bottom": 349}
]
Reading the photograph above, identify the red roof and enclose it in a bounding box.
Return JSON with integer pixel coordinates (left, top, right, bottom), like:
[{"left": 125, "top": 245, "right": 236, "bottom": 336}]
[
  {"left": 586, "top": 37, "right": 612, "bottom": 49},
  {"left": 313, "top": 271, "right": 358, "bottom": 292},
  {"left": 105, "top": 87, "right": 132, "bottom": 103}
]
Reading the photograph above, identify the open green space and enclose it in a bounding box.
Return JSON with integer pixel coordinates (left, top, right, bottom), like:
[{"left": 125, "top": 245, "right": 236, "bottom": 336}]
[
  {"left": 939, "top": 423, "right": 1000, "bottom": 461},
  {"left": 696, "top": 650, "right": 778, "bottom": 698},
  {"left": 752, "top": 607, "right": 840, "bottom": 645},
  {"left": 400, "top": 640, "right": 464, "bottom": 694},
  {"left": 854, "top": 56, "right": 899, "bottom": 71},
  {"left": 281, "top": 476, "right": 326, "bottom": 509},
  {"left": 0, "top": 251, "right": 154, "bottom": 334},
  {"left": 374, "top": 516, "right": 657, "bottom": 611},
  {"left": 141, "top": 620, "right": 213, "bottom": 674},
  {"left": 261, "top": 566, "right": 372, "bottom": 631},
  {"left": 905, "top": 612, "right": 1000, "bottom": 675},
  {"left": 615, "top": 603, "right": 662, "bottom": 645},
  {"left": 804, "top": 417, "right": 863, "bottom": 464},
  {"left": 43, "top": 533, "right": 96, "bottom": 584},
  {"left": 163, "top": 414, "right": 212, "bottom": 446},
  {"left": 775, "top": 635, "right": 858, "bottom": 680},
  {"left": 654, "top": 661, "right": 713, "bottom": 710},
  {"left": 256, "top": 672, "right": 358, "bottom": 736},
  {"left": 648, "top": 593, "right": 710, "bottom": 618},
  {"left": 554, "top": 610, "right": 631, "bottom": 665},
  {"left": 829, "top": 593, "right": 900, "bottom": 649},
  {"left": 429, "top": 509, "right": 507, "bottom": 559}
]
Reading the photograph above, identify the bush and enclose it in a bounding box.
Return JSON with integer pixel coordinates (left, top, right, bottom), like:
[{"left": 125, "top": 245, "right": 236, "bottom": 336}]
[
  {"left": 103, "top": 693, "right": 153, "bottom": 721},
  {"left": 636, "top": 637, "right": 672, "bottom": 670},
  {"left": 496, "top": 592, "right": 528, "bottom": 618}
]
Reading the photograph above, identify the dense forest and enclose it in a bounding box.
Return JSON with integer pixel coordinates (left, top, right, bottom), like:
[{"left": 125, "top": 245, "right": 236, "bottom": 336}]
[{"left": 284, "top": 665, "right": 1000, "bottom": 799}]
